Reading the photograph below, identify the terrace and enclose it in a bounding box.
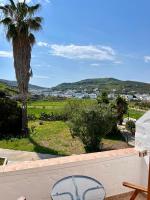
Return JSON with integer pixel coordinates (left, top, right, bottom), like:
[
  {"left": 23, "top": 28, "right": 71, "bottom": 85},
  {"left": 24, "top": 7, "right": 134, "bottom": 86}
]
[{"left": 0, "top": 148, "right": 148, "bottom": 199}]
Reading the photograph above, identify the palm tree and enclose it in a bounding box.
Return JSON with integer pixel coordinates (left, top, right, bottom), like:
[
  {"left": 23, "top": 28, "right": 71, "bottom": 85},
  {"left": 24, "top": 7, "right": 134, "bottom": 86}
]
[{"left": 0, "top": 0, "right": 42, "bottom": 135}]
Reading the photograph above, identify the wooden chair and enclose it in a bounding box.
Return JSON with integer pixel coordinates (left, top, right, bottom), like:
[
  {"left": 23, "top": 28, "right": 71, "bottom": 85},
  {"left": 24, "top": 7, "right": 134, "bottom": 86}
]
[
  {"left": 123, "top": 182, "right": 148, "bottom": 200},
  {"left": 123, "top": 155, "right": 150, "bottom": 200}
]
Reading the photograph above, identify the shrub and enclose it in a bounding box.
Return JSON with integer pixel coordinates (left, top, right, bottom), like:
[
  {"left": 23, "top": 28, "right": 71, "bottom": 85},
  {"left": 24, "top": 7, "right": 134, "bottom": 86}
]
[
  {"left": 126, "top": 120, "right": 135, "bottom": 134},
  {"left": 28, "top": 114, "right": 36, "bottom": 121},
  {"left": 39, "top": 112, "right": 68, "bottom": 121},
  {"left": 116, "top": 96, "right": 128, "bottom": 125},
  {"left": 68, "top": 105, "right": 116, "bottom": 152},
  {"left": 0, "top": 97, "right": 22, "bottom": 138},
  {"left": 97, "top": 91, "right": 109, "bottom": 104}
]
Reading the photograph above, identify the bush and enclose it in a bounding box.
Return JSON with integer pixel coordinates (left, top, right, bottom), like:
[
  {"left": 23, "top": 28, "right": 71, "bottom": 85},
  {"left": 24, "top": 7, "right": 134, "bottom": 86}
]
[
  {"left": 116, "top": 96, "right": 128, "bottom": 125},
  {"left": 126, "top": 120, "right": 135, "bottom": 134},
  {"left": 0, "top": 97, "right": 22, "bottom": 138},
  {"left": 28, "top": 114, "right": 36, "bottom": 121},
  {"left": 68, "top": 105, "right": 116, "bottom": 152},
  {"left": 39, "top": 112, "right": 68, "bottom": 121}
]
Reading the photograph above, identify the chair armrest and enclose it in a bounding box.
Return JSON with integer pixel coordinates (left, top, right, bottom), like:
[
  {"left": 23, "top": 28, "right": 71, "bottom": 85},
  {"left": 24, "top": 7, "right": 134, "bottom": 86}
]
[{"left": 123, "top": 182, "right": 147, "bottom": 193}]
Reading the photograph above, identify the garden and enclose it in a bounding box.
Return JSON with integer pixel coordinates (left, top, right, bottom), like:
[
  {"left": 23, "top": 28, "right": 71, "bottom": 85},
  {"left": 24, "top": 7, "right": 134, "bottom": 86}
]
[{"left": 0, "top": 93, "right": 141, "bottom": 155}]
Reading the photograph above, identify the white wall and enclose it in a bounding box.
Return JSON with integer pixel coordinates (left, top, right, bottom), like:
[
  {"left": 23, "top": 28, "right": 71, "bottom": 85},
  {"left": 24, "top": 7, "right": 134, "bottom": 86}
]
[{"left": 0, "top": 149, "right": 148, "bottom": 200}]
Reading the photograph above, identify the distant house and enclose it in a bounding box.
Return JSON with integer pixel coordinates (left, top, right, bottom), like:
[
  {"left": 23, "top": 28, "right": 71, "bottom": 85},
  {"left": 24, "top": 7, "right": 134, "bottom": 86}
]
[{"left": 88, "top": 93, "right": 97, "bottom": 99}]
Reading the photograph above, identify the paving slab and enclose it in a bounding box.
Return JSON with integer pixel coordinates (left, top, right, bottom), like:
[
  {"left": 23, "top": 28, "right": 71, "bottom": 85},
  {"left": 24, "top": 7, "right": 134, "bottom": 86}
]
[{"left": 0, "top": 148, "right": 58, "bottom": 164}]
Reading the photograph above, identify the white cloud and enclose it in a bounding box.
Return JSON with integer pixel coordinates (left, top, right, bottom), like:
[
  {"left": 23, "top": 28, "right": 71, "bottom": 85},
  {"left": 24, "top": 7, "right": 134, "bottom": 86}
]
[
  {"left": 0, "top": 51, "right": 12, "bottom": 58},
  {"left": 37, "top": 41, "right": 49, "bottom": 47},
  {"left": 90, "top": 63, "right": 100, "bottom": 66},
  {"left": 144, "top": 56, "right": 150, "bottom": 63},
  {"left": 113, "top": 60, "right": 122, "bottom": 64},
  {"left": 50, "top": 44, "right": 116, "bottom": 61}
]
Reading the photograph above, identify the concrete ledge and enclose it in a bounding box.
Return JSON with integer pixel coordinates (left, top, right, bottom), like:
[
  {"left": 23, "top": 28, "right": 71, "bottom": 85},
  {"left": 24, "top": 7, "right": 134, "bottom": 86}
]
[
  {"left": 0, "top": 148, "right": 147, "bottom": 199},
  {"left": 0, "top": 148, "right": 136, "bottom": 173}
]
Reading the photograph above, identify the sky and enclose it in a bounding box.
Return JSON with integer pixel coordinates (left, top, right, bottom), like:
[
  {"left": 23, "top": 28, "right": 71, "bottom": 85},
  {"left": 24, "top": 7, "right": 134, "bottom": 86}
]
[{"left": 0, "top": 0, "right": 150, "bottom": 87}]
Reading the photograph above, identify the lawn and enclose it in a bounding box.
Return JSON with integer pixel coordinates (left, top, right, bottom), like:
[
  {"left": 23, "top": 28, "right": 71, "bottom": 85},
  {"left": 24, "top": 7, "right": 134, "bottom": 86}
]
[
  {"left": 126, "top": 108, "right": 145, "bottom": 120},
  {"left": 0, "top": 120, "right": 128, "bottom": 155},
  {"left": 0, "top": 121, "right": 85, "bottom": 155}
]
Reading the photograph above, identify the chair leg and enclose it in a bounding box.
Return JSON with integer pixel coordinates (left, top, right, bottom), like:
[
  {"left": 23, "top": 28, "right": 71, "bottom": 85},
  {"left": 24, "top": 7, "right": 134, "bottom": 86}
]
[{"left": 130, "top": 190, "right": 139, "bottom": 200}]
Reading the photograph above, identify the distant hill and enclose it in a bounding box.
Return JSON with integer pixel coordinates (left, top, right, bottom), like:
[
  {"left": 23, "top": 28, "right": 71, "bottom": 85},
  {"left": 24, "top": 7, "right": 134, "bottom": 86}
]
[
  {"left": 0, "top": 79, "right": 47, "bottom": 91},
  {"left": 0, "top": 79, "right": 48, "bottom": 97},
  {"left": 0, "top": 81, "right": 18, "bottom": 96},
  {"left": 1, "top": 78, "right": 150, "bottom": 96},
  {"left": 52, "top": 78, "right": 150, "bottom": 94}
]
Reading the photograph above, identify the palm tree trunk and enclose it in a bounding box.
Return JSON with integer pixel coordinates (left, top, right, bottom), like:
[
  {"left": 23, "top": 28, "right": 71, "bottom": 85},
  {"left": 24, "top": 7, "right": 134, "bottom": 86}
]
[
  {"left": 22, "top": 95, "right": 28, "bottom": 136},
  {"left": 13, "top": 36, "right": 31, "bottom": 136}
]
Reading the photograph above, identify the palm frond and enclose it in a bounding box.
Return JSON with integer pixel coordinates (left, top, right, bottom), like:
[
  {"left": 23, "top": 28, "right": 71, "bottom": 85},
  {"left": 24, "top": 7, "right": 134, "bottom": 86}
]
[
  {"left": 6, "top": 24, "right": 17, "bottom": 41},
  {"left": 0, "top": 6, "right": 9, "bottom": 16},
  {"left": 27, "top": 18, "right": 42, "bottom": 31},
  {"left": 9, "top": 0, "right": 16, "bottom": 11},
  {"left": 16, "top": 2, "right": 28, "bottom": 20},
  {"left": 27, "top": 4, "right": 41, "bottom": 15},
  {"left": 28, "top": 33, "right": 35, "bottom": 46},
  {"left": 29, "top": 68, "right": 33, "bottom": 77},
  {"left": 0, "top": 17, "right": 12, "bottom": 26}
]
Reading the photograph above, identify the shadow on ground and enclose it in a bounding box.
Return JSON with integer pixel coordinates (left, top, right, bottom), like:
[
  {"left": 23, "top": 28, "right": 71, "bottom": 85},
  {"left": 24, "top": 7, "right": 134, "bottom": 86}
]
[{"left": 28, "top": 136, "right": 66, "bottom": 157}]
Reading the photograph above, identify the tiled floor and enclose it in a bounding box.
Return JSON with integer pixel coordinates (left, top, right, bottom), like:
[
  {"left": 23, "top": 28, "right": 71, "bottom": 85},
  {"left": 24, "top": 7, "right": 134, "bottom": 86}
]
[{"left": 106, "top": 192, "right": 147, "bottom": 200}]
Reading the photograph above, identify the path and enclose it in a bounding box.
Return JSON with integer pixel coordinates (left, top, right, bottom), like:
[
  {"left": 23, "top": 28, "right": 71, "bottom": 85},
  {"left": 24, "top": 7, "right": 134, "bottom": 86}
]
[{"left": 0, "top": 148, "right": 59, "bottom": 165}]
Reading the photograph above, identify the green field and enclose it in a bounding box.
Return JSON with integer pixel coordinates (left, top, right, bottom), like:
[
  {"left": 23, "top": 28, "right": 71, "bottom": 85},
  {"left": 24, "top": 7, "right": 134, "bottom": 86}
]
[
  {"left": 28, "top": 100, "right": 145, "bottom": 120},
  {"left": 28, "top": 101, "right": 66, "bottom": 117},
  {"left": 127, "top": 108, "right": 145, "bottom": 120},
  {"left": 28, "top": 99, "right": 95, "bottom": 117}
]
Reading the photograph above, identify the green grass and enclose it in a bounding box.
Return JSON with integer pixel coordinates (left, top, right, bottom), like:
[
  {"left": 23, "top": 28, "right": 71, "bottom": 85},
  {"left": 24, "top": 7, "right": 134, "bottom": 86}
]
[
  {"left": 28, "top": 99, "right": 96, "bottom": 118},
  {"left": 28, "top": 101, "right": 67, "bottom": 117},
  {"left": 0, "top": 121, "right": 85, "bottom": 155},
  {"left": 0, "top": 120, "right": 128, "bottom": 155},
  {"left": 28, "top": 100, "right": 67, "bottom": 107},
  {"left": 126, "top": 108, "right": 145, "bottom": 120}
]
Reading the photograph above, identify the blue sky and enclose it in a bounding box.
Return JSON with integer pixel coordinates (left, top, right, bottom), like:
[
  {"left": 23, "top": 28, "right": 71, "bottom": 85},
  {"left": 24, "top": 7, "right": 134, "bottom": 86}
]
[{"left": 0, "top": 0, "right": 150, "bottom": 87}]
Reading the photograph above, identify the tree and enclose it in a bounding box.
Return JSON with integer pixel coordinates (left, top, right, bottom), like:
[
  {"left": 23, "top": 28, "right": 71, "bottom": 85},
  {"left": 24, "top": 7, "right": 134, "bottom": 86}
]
[
  {"left": 0, "top": 96, "right": 22, "bottom": 138},
  {"left": 116, "top": 96, "right": 128, "bottom": 125},
  {"left": 97, "top": 91, "right": 109, "bottom": 104},
  {"left": 69, "top": 105, "right": 115, "bottom": 152},
  {"left": 0, "top": 0, "right": 42, "bottom": 135}
]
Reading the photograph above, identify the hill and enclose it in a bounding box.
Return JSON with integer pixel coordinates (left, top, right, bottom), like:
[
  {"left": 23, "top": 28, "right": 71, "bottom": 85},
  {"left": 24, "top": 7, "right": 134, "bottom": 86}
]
[
  {"left": 0, "top": 79, "right": 47, "bottom": 90},
  {"left": 0, "top": 79, "right": 48, "bottom": 96},
  {"left": 0, "top": 82, "right": 18, "bottom": 96},
  {"left": 52, "top": 78, "right": 150, "bottom": 94}
]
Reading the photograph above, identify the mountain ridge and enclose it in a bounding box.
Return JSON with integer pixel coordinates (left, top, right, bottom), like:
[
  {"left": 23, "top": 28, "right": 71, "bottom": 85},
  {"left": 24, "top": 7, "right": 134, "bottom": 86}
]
[
  {"left": 1, "top": 78, "right": 150, "bottom": 94},
  {"left": 0, "top": 79, "right": 48, "bottom": 90},
  {"left": 52, "top": 78, "right": 150, "bottom": 94}
]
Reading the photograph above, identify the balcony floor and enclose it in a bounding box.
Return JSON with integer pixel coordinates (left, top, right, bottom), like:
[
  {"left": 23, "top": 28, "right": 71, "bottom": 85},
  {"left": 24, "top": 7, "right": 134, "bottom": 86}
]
[{"left": 106, "top": 192, "right": 147, "bottom": 200}]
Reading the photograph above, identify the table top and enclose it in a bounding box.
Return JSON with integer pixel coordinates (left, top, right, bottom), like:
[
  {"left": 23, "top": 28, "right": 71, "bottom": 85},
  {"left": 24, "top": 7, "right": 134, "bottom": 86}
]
[{"left": 51, "top": 175, "right": 105, "bottom": 200}]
